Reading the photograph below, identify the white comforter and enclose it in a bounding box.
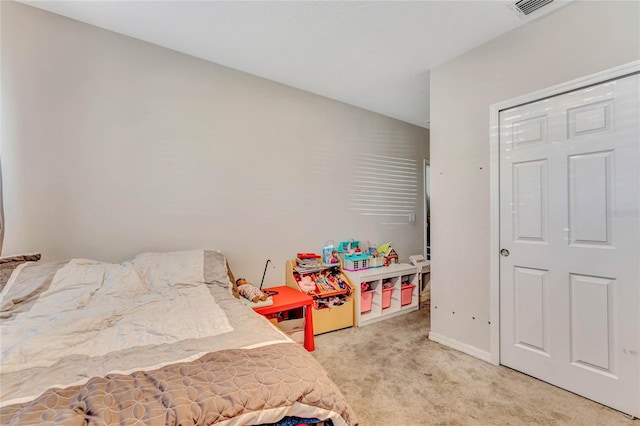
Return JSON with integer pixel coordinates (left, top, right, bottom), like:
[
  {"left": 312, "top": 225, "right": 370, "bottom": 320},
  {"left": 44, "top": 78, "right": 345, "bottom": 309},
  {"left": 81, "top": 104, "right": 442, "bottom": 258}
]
[{"left": 1, "top": 250, "right": 233, "bottom": 374}]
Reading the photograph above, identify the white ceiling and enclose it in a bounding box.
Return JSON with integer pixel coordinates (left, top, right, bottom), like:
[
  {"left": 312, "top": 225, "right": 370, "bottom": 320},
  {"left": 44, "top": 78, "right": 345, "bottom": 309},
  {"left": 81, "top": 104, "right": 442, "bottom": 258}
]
[{"left": 22, "top": 1, "right": 571, "bottom": 128}]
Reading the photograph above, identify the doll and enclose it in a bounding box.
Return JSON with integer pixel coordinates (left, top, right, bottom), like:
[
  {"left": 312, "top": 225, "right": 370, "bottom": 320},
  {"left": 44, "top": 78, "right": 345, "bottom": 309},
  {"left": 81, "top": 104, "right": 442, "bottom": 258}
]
[
  {"left": 236, "top": 278, "right": 269, "bottom": 302},
  {"left": 298, "top": 275, "right": 316, "bottom": 293}
]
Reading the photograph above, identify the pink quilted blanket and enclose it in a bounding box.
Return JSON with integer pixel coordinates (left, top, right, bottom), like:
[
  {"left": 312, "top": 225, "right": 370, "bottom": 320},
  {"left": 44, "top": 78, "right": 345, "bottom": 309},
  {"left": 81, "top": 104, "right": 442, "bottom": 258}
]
[{"left": 1, "top": 343, "right": 356, "bottom": 425}]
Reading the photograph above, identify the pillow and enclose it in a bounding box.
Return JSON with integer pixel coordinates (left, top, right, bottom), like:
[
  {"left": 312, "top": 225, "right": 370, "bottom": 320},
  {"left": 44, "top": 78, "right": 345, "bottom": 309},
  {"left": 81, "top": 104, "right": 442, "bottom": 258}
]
[
  {"left": 126, "top": 249, "right": 234, "bottom": 292},
  {"left": 1, "top": 260, "right": 65, "bottom": 315},
  {"left": 204, "top": 250, "right": 234, "bottom": 286},
  {"left": 0, "top": 253, "right": 41, "bottom": 293},
  {"left": 126, "top": 250, "right": 206, "bottom": 292}
]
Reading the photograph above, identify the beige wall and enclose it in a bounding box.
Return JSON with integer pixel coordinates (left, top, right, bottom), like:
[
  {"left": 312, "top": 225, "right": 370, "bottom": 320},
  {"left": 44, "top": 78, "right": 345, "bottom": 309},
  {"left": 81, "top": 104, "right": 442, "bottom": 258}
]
[
  {"left": 429, "top": 0, "right": 640, "bottom": 355},
  {"left": 0, "top": 2, "right": 429, "bottom": 286}
]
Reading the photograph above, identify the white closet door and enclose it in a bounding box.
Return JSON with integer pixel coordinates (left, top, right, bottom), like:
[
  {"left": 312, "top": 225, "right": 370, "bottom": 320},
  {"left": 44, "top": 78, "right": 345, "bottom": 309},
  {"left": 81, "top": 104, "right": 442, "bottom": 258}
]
[{"left": 499, "top": 73, "right": 639, "bottom": 416}]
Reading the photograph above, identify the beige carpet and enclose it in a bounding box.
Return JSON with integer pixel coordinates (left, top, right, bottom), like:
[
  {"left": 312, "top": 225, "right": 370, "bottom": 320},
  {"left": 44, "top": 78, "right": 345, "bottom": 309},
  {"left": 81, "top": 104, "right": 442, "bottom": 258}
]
[{"left": 312, "top": 306, "right": 637, "bottom": 426}]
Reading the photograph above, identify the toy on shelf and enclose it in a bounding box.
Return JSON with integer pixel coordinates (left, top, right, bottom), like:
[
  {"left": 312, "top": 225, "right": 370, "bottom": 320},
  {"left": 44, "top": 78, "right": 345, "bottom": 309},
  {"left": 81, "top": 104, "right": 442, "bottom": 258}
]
[
  {"left": 322, "top": 241, "right": 341, "bottom": 266},
  {"left": 293, "top": 267, "right": 351, "bottom": 298},
  {"left": 337, "top": 240, "right": 355, "bottom": 255},
  {"left": 362, "top": 241, "right": 383, "bottom": 268},
  {"left": 377, "top": 242, "right": 391, "bottom": 254},
  {"left": 236, "top": 278, "right": 269, "bottom": 303},
  {"left": 337, "top": 239, "right": 366, "bottom": 256},
  {"left": 294, "top": 254, "right": 325, "bottom": 273},
  {"left": 324, "top": 249, "right": 339, "bottom": 265},
  {"left": 297, "top": 253, "right": 321, "bottom": 260},
  {"left": 298, "top": 275, "right": 316, "bottom": 293},
  {"left": 330, "top": 239, "right": 370, "bottom": 271},
  {"left": 385, "top": 248, "right": 399, "bottom": 266},
  {"left": 377, "top": 242, "right": 399, "bottom": 267},
  {"left": 343, "top": 253, "right": 370, "bottom": 271},
  {"left": 369, "top": 255, "right": 385, "bottom": 268},
  {"left": 316, "top": 296, "right": 345, "bottom": 309}
]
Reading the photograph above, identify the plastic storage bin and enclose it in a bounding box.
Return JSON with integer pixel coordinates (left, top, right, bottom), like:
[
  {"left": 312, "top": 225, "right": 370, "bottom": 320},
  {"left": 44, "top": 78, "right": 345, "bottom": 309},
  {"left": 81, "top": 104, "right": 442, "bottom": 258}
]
[
  {"left": 361, "top": 290, "right": 375, "bottom": 313},
  {"left": 401, "top": 283, "right": 416, "bottom": 306},
  {"left": 382, "top": 287, "right": 395, "bottom": 309}
]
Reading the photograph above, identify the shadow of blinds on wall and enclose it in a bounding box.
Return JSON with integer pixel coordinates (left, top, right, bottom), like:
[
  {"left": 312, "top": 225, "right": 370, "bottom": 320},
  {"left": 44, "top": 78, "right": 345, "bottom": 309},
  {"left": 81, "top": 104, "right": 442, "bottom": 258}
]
[{"left": 350, "top": 154, "right": 418, "bottom": 225}]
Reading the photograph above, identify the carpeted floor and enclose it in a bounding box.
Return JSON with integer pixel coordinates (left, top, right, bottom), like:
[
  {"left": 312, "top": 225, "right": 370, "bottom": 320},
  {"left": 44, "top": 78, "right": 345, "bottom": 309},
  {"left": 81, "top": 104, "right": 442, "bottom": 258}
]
[{"left": 312, "top": 306, "right": 637, "bottom": 426}]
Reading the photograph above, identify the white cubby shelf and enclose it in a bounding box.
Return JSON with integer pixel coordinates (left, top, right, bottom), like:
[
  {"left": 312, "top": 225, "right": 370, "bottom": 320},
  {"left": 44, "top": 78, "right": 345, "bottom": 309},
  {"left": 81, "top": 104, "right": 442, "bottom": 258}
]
[{"left": 343, "top": 263, "right": 419, "bottom": 327}]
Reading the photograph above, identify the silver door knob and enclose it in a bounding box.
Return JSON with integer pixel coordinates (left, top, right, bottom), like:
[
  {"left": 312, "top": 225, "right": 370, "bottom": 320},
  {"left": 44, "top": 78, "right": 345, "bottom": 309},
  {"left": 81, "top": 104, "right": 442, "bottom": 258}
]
[{"left": 500, "top": 249, "right": 510, "bottom": 257}]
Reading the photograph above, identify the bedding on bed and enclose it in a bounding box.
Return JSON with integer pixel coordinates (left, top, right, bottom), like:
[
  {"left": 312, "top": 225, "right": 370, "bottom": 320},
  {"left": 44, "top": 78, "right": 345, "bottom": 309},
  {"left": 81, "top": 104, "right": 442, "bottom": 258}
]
[{"left": 0, "top": 250, "right": 358, "bottom": 426}]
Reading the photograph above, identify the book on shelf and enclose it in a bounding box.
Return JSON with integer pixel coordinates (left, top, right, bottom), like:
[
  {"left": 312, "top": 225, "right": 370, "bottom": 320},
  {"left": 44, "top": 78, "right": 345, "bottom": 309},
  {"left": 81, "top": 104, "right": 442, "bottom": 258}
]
[{"left": 295, "top": 255, "right": 322, "bottom": 272}]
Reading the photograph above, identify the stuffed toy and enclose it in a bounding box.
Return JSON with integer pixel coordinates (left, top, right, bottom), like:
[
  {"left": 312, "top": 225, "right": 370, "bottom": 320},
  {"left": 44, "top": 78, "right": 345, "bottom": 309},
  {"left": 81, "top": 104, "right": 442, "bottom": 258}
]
[
  {"left": 236, "top": 278, "right": 269, "bottom": 303},
  {"left": 298, "top": 275, "right": 316, "bottom": 293}
]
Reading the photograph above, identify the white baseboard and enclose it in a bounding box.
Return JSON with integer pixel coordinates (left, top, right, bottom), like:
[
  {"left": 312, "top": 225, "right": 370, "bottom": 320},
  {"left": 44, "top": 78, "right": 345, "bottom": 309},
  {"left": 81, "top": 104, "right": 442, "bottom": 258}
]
[{"left": 428, "top": 332, "right": 492, "bottom": 363}]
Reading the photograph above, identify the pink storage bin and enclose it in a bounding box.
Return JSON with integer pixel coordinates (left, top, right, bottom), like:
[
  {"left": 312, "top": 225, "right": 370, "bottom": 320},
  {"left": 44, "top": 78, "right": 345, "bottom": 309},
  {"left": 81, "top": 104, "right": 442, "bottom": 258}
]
[
  {"left": 382, "top": 287, "right": 394, "bottom": 309},
  {"left": 361, "top": 290, "right": 375, "bottom": 313},
  {"left": 401, "top": 283, "right": 416, "bottom": 306}
]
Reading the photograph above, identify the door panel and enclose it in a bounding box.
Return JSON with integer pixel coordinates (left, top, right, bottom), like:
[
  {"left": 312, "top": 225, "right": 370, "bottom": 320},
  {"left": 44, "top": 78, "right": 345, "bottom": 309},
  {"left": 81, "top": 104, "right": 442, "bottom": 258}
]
[
  {"left": 500, "top": 73, "right": 639, "bottom": 416},
  {"left": 514, "top": 266, "right": 548, "bottom": 354},
  {"left": 569, "top": 273, "right": 614, "bottom": 374},
  {"left": 568, "top": 151, "right": 613, "bottom": 246},
  {"left": 513, "top": 160, "right": 548, "bottom": 242}
]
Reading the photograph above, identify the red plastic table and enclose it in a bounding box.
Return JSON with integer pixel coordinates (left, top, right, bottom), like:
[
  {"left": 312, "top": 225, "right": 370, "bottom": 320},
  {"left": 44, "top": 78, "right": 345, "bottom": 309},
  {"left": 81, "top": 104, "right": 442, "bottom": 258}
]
[{"left": 253, "top": 285, "right": 315, "bottom": 352}]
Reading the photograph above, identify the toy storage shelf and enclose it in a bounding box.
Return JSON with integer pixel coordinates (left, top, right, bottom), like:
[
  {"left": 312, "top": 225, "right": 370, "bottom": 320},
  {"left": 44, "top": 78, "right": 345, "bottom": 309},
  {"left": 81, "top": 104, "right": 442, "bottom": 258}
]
[
  {"left": 343, "top": 263, "right": 419, "bottom": 327},
  {"left": 285, "top": 260, "right": 354, "bottom": 335}
]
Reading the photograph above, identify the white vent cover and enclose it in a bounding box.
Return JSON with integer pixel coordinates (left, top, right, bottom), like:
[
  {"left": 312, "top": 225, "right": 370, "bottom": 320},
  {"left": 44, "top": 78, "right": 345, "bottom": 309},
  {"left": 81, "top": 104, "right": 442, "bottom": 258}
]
[{"left": 514, "top": 0, "right": 554, "bottom": 16}]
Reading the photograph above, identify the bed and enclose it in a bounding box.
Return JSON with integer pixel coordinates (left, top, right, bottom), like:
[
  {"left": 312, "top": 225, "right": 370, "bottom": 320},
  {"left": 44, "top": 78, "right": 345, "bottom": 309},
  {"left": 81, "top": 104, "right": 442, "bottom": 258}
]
[{"left": 0, "top": 250, "right": 358, "bottom": 425}]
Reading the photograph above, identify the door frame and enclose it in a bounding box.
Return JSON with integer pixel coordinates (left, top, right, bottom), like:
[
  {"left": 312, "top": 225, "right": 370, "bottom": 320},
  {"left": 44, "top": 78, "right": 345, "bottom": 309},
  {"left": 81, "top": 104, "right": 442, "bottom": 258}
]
[
  {"left": 423, "top": 158, "right": 430, "bottom": 259},
  {"left": 489, "top": 60, "right": 640, "bottom": 366}
]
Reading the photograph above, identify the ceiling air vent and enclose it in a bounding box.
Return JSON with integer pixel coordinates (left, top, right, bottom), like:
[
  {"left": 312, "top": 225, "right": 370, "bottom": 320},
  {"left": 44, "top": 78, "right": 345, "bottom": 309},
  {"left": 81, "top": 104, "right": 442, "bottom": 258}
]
[{"left": 514, "top": 0, "right": 554, "bottom": 16}]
